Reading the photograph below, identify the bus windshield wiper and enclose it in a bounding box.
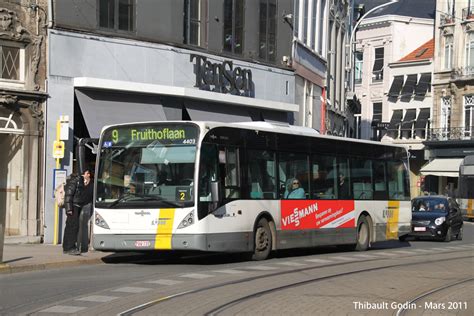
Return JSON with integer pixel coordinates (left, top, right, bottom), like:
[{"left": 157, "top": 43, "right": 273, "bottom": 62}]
[
  {"left": 135, "top": 194, "right": 182, "bottom": 207},
  {"left": 106, "top": 193, "right": 141, "bottom": 208},
  {"left": 106, "top": 193, "right": 182, "bottom": 208}
]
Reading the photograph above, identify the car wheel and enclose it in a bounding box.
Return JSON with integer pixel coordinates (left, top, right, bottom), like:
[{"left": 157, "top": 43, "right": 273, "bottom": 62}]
[
  {"left": 252, "top": 218, "right": 272, "bottom": 261},
  {"left": 456, "top": 226, "right": 463, "bottom": 240},
  {"left": 355, "top": 216, "right": 370, "bottom": 251},
  {"left": 399, "top": 235, "right": 407, "bottom": 242},
  {"left": 444, "top": 227, "right": 452, "bottom": 242}
]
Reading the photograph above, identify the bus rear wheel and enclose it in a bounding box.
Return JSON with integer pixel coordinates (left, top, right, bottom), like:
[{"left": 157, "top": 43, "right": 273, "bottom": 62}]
[
  {"left": 355, "top": 216, "right": 370, "bottom": 251},
  {"left": 252, "top": 218, "right": 272, "bottom": 261}
]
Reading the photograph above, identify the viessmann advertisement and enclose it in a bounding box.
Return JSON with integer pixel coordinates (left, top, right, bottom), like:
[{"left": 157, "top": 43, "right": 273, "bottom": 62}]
[{"left": 281, "top": 200, "right": 356, "bottom": 230}]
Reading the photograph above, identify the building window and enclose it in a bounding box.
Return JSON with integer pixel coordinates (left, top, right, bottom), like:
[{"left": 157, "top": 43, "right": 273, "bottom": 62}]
[
  {"left": 465, "top": 32, "right": 474, "bottom": 75},
  {"left": 354, "top": 51, "right": 363, "bottom": 84},
  {"left": 464, "top": 95, "right": 474, "bottom": 138},
  {"left": 372, "top": 47, "right": 384, "bottom": 82},
  {"left": 444, "top": 35, "right": 453, "bottom": 69},
  {"left": 99, "top": 0, "right": 135, "bottom": 32},
  {"left": 184, "top": 0, "right": 200, "bottom": 45},
  {"left": 441, "top": 96, "right": 452, "bottom": 140},
  {"left": 224, "top": 0, "right": 244, "bottom": 54},
  {"left": 371, "top": 102, "right": 383, "bottom": 141},
  {"left": 302, "top": 0, "right": 308, "bottom": 44},
  {"left": 318, "top": 0, "right": 326, "bottom": 55},
  {"left": 0, "top": 44, "right": 21, "bottom": 81},
  {"left": 259, "top": 0, "right": 277, "bottom": 62}
]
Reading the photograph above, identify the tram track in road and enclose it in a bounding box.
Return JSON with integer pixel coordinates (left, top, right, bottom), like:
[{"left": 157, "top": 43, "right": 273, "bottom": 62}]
[
  {"left": 396, "top": 277, "right": 474, "bottom": 316},
  {"left": 117, "top": 252, "right": 473, "bottom": 316}
]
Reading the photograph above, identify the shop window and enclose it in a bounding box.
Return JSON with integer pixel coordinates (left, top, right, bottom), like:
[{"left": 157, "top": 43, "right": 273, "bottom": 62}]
[
  {"left": 99, "top": 0, "right": 135, "bottom": 32},
  {"left": 259, "top": 0, "right": 277, "bottom": 62},
  {"left": 223, "top": 0, "right": 244, "bottom": 54},
  {"left": 184, "top": 0, "right": 200, "bottom": 45}
]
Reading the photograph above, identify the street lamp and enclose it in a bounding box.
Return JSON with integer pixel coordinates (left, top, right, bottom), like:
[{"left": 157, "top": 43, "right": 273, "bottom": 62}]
[{"left": 348, "top": 0, "right": 399, "bottom": 90}]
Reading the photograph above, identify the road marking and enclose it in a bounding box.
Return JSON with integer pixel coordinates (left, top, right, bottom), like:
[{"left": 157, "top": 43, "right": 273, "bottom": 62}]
[
  {"left": 444, "top": 246, "right": 463, "bottom": 250},
  {"left": 391, "top": 250, "right": 414, "bottom": 255},
  {"left": 274, "top": 261, "right": 307, "bottom": 267},
  {"left": 328, "top": 256, "right": 356, "bottom": 261},
  {"left": 412, "top": 249, "right": 432, "bottom": 253},
  {"left": 370, "top": 251, "right": 397, "bottom": 256},
  {"left": 244, "top": 265, "right": 277, "bottom": 271},
  {"left": 76, "top": 295, "right": 118, "bottom": 303},
  {"left": 304, "top": 258, "right": 334, "bottom": 264},
  {"left": 213, "top": 269, "right": 246, "bottom": 274},
  {"left": 38, "top": 305, "right": 87, "bottom": 314},
  {"left": 350, "top": 254, "right": 379, "bottom": 259},
  {"left": 112, "top": 287, "right": 151, "bottom": 293},
  {"left": 144, "top": 279, "right": 183, "bottom": 285},
  {"left": 180, "top": 273, "right": 214, "bottom": 279}
]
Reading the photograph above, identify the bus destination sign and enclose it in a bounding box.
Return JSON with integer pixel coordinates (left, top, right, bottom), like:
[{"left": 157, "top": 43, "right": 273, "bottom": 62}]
[{"left": 102, "top": 124, "right": 198, "bottom": 147}]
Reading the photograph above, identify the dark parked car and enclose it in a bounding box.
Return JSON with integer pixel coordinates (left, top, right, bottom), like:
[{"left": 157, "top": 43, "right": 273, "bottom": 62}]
[{"left": 400, "top": 196, "right": 463, "bottom": 242}]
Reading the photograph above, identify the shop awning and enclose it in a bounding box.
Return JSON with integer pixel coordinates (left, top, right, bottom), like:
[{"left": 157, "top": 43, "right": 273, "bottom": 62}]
[
  {"left": 400, "top": 74, "right": 418, "bottom": 97},
  {"left": 184, "top": 101, "right": 252, "bottom": 122},
  {"left": 415, "top": 73, "right": 431, "bottom": 97},
  {"left": 388, "top": 109, "right": 403, "bottom": 131},
  {"left": 388, "top": 76, "right": 404, "bottom": 97},
  {"left": 414, "top": 108, "right": 431, "bottom": 129},
  {"left": 420, "top": 158, "right": 463, "bottom": 177},
  {"left": 75, "top": 89, "right": 167, "bottom": 138},
  {"left": 401, "top": 108, "right": 416, "bottom": 130}
]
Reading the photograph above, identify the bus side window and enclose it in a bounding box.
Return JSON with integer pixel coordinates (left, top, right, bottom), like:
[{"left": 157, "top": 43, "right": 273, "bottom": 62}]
[
  {"left": 279, "top": 152, "right": 309, "bottom": 199},
  {"left": 373, "top": 160, "right": 388, "bottom": 200},
  {"left": 247, "top": 150, "right": 277, "bottom": 199},
  {"left": 311, "top": 154, "right": 336, "bottom": 200}
]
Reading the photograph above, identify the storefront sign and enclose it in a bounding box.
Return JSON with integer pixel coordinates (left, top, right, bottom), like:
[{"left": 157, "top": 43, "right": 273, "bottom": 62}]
[{"left": 190, "top": 54, "right": 253, "bottom": 97}]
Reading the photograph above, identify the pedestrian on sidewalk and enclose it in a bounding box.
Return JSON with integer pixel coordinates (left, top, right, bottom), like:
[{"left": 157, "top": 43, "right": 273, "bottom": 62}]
[
  {"left": 77, "top": 168, "right": 94, "bottom": 253},
  {"left": 63, "top": 168, "right": 93, "bottom": 255}
]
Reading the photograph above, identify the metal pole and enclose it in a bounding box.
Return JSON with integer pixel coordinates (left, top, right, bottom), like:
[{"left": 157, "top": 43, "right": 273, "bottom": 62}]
[
  {"left": 0, "top": 200, "right": 5, "bottom": 263},
  {"left": 348, "top": 0, "right": 399, "bottom": 90}
]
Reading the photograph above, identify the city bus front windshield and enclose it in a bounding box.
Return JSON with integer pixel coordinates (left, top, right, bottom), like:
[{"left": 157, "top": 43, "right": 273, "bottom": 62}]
[{"left": 95, "top": 124, "right": 198, "bottom": 208}]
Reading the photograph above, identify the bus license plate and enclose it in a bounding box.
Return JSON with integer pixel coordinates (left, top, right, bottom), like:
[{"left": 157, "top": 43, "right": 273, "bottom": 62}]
[
  {"left": 414, "top": 227, "right": 426, "bottom": 232},
  {"left": 135, "top": 240, "right": 151, "bottom": 247}
]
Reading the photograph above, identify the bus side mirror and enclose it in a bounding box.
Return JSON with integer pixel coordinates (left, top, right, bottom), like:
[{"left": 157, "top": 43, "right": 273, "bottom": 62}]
[{"left": 210, "top": 181, "right": 221, "bottom": 206}]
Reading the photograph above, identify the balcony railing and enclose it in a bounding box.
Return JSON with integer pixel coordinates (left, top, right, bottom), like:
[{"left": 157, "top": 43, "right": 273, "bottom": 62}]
[
  {"left": 451, "top": 66, "right": 474, "bottom": 79},
  {"left": 462, "top": 7, "right": 474, "bottom": 21},
  {"left": 440, "top": 12, "right": 455, "bottom": 26},
  {"left": 427, "top": 127, "right": 473, "bottom": 141}
]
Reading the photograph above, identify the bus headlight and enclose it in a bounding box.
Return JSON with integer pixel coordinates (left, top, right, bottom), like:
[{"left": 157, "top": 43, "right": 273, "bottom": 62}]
[
  {"left": 178, "top": 210, "right": 194, "bottom": 229},
  {"left": 434, "top": 217, "right": 445, "bottom": 226},
  {"left": 95, "top": 212, "right": 110, "bottom": 229}
]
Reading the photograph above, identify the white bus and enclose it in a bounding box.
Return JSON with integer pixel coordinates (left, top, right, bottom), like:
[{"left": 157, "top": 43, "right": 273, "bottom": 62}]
[
  {"left": 458, "top": 155, "right": 474, "bottom": 220},
  {"left": 92, "top": 121, "right": 411, "bottom": 260}
]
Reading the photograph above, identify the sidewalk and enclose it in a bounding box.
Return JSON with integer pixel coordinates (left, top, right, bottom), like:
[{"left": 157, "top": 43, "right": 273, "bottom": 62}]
[{"left": 0, "top": 243, "right": 138, "bottom": 274}]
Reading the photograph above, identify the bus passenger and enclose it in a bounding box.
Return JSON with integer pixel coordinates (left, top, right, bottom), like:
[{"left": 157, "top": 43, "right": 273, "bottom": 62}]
[{"left": 284, "top": 178, "right": 305, "bottom": 199}]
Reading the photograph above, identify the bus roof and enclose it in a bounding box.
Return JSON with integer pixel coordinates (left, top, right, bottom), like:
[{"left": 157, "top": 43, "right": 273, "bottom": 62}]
[{"left": 100, "top": 120, "right": 408, "bottom": 151}]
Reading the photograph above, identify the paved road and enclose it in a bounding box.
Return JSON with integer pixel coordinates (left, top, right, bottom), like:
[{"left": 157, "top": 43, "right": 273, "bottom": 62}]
[{"left": 1, "top": 222, "right": 473, "bottom": 315}]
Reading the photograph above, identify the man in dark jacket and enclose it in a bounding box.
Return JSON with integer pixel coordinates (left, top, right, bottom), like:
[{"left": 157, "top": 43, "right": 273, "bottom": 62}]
[{"left": 63, "top": 169, "right": 93, "bottom": 255}]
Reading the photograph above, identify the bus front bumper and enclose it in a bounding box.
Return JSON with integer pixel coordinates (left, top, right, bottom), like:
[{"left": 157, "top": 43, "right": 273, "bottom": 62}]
[{"left": 92, "top": 233, "right": 252, "bottom": 252}]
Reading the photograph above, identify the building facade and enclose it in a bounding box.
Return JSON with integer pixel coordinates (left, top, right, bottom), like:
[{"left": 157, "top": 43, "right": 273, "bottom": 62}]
[
  {"left": 423, "top": 0, "right": 474, "bottom": 195},
  {"left": 351, "top": 0, "right": 435, "bottom": 142},
  {"left": 383, "top": 39, "right": 434, "bottom": 197},
  {"left": 43, "top": 0, "right": 307, "bottom": 243},
  {"left": 0, "top": 0, "right": 47, "bottom": 243}
]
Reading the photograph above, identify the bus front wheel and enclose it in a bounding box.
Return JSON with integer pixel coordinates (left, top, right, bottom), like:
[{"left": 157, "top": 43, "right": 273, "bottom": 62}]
[
  {"left": 252, "top": 218, "right": 272, "bottom": 261},
  {"left": 355, "top": 216, "right": 370, "bottom": 251}
]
